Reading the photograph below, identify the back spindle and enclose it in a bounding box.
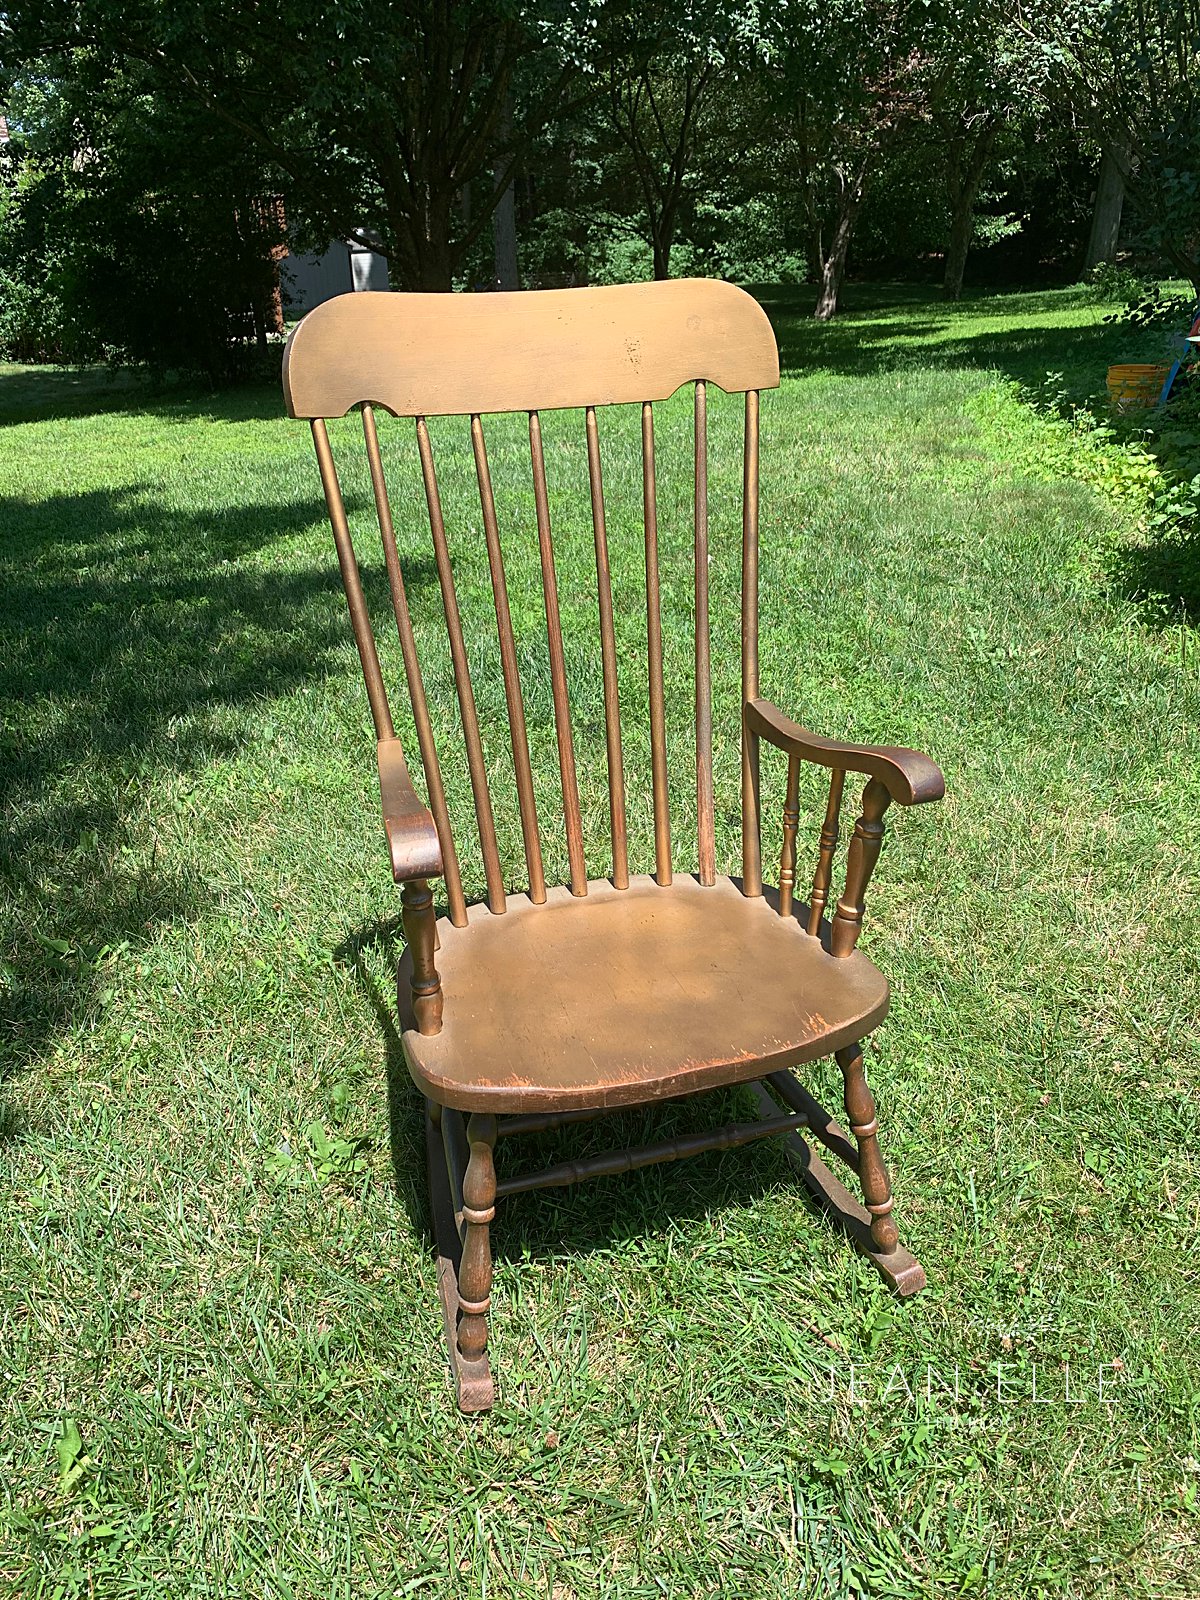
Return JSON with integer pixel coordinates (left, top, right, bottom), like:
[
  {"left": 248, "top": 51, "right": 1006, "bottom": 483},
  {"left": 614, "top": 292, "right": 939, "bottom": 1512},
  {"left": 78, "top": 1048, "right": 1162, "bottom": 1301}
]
[
  {"left": 530, "top": 410, "right": 587, "bottom": 896},
  {"left": 586, "top": 406, "right": 630, "bottom": 889},
  {"left": 311, "top": 418, "right": 394, "bottom": 742},
  {"left": 807, "top": 769, "right": 846, "bottom": 936},
  {"left": 471, "top": 414, "right": 546, "bottom": 905},
  {"left": 415, "top": 416, "right": 506, "bottom": 915},
  {"left": 741, "top": 390, "right": 762, "bottom": 896},
  {"left": 694, "top": 380, "right": 716, "bottom": 886},
  {"left": 642, "top": 402, "right": 672, "bottom": 886},
  {"left": 315, "top": 354, "right": 776, "bottom": 914},
  {"left": 361, "top": 404, "right": 466, "bottom": 926}
]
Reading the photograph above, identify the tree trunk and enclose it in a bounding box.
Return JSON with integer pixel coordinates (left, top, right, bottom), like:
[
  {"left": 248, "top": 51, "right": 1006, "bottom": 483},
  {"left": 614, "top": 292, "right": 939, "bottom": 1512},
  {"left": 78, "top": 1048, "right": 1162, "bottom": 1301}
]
[
  {"left": 642, "top": 138, "right": 682, "bottom": 279},
  {"left": 492, "top": 92, "right": 519, "bottom": 289},
  {"left": 646, "top": 180, "right": 677, "bottom": 280},
  {"left": 813, "top": 179, "right": 862, "bottom": 321},
  {"left": 942, "top": 124, "right": 996, "bottom": 302},
  {"left": 385, "top": 182, "right": 456, "bottom": 291},
  {"left": 942, "top": 205, "right": 973, "bottom": 302},
  {"left": 1083, "top": 145, "right": 1126, "bottom": 273},
  {"left": 416, "top": 245, "right": 455, "bottom": 292},
  {"left": 492, "top": 179, "right": 519, "bottom": 289},
  {"left": 651, "top": 223, "right": 673, "bottom": 280},
  {"left": 806, "top": 219, "right": 823, "bottom": 286}
]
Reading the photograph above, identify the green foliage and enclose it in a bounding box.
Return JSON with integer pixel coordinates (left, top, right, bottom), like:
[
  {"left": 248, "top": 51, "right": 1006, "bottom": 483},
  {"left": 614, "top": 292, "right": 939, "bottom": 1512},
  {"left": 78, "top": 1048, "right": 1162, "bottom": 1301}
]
[
  {"left": 1128, "top": 118, "right": 1200, "bottom": 291},
  {"left": 0, "top": 70, "right": 285, "bottom": 377},
  {"left": 0, "top": 0, "right": 1195, "bottom": 375},
  {"left": 54, "top": 1421, "right": 90, "bottom": 1495},
  {"left": 0, "top": 149, "right": 87, "bottom": 362},
  {"left": 1085, "top": 260, "right": 1146, "bottom": 303},
  {"left": 1047, "top": 0, "right": 1200, "bottom": 290},
  {"left": 992, "top": 375, "right": 1166, "bottom": 510},
  {"left": 3, "top": 0, "right": 584, "bottom": 292},
  {"left": 682, "top": 196, "right": 811, "bottom": 285},
  {"left": 0, "top": 262, "right": 73, "bottom": 364},
  {"left": 1, "top": 0, "right": 1192, "bottom": 358},
  {"left": 265, "top": 1121, "right": 371, "bottom": 1190},
  {"left": 1110, "top": 284, "right": 1196, "bottom": 331}
]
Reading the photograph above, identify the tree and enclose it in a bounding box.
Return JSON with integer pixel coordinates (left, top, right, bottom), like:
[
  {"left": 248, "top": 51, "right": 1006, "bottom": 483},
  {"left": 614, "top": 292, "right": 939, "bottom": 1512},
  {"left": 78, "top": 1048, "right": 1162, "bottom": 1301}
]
[
  {"left": 929, "top": 8, "right": 1049, "bottom": 299},
  {"left": 0, "top": 63, "right": 284, "bottom": 375},
  {"left": 0, "top": 1, "right": 587, "bottom": 292},
  {"left": 606, "top": 62, "right": 717, "bottom": 280},
  {"left": 766, "top": 3, "right": 954, "bottom": 318},
  {"left": 1027, "top": 0, "right": 1200, "bottom": 291},
  {"left": 551, "top": 2, "right": 774, "bottom": 281}
]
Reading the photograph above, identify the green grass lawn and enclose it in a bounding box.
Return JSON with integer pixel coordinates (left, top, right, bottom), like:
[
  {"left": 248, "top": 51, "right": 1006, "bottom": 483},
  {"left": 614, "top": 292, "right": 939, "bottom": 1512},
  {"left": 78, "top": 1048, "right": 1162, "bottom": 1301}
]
[{"left": 2, "top": 284, "right": 1199, "bottom": 1597}]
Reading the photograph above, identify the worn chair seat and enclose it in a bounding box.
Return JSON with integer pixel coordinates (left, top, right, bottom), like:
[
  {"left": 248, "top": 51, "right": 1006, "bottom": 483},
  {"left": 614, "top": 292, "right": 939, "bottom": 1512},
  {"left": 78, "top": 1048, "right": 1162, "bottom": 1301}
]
[{"left": 400, "top": 875, "right": 889, "bottom": 1113}]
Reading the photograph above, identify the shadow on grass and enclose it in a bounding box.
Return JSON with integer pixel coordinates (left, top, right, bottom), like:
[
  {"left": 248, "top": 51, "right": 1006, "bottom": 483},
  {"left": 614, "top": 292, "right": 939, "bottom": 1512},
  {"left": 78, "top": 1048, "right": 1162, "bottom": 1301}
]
[
  {"left": 489, "top": 1093, "right": 837, "bottom": 1271},
  {"left": 0, "top": 481, "right": 345, "bottom": 1094},
  {"left": 333, "top": 916, "right": 430, "bottom": 1243},
  {"left": 1108, "top": 532, "right": 1200, "bottom": 626},
  {"left": 760, "top": 287, "right": 1129, "bottom": 391},
  {"left": 0, "top": 364, "right": 285, "bottom": 428}
]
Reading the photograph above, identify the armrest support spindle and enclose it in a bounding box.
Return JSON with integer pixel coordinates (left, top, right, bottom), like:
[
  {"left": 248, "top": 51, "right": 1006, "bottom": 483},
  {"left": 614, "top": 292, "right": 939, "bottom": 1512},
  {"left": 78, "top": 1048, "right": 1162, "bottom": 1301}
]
[
  {"left": 830, "top": 779, "right": 891, "bottom": 958},
  {"left": 402, "top": 878, "right": 443, "bottom": 1035},
  {"left": 808, "top": 769, "right": 846, "bottom": 936},
  {"left": 777, "top": 755, "right": 800, "bottom": 918}
]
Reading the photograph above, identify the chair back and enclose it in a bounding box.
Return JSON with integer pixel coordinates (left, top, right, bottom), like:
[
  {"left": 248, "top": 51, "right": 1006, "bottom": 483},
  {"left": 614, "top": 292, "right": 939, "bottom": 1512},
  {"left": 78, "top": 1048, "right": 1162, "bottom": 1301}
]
[{"left": 283, "top": 280, "right": 780, "bottom": 923}]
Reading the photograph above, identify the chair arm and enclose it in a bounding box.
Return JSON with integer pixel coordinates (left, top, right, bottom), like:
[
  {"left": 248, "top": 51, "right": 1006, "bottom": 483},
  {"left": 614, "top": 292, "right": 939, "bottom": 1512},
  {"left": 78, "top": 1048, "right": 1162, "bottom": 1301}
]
[
  {"left": 746, "top": 699, "right": 944, "bottom": 807},
  {"left": 377, "top": 739, "right": 443, "bottom": 883}
]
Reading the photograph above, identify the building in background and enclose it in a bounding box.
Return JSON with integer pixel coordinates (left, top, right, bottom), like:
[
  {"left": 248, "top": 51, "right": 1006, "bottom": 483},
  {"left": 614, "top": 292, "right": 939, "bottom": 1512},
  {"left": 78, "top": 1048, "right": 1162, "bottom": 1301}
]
[{"left": 281, "top": 236, "right": 389, "bottom": 315}]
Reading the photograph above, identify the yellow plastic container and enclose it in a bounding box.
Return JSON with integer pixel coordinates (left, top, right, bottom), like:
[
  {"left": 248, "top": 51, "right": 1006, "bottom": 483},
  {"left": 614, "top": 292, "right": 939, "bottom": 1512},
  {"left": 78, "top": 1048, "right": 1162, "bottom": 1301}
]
[{"left": 1106, "top": 363, "right": 1171, "bottom": 411}]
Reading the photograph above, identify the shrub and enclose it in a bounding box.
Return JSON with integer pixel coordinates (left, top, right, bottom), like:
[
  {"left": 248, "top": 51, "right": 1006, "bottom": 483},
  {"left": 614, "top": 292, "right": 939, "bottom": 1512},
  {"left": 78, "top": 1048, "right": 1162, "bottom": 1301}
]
[{"left": 0, "top": 90, "right": 284, "bottom": 380}]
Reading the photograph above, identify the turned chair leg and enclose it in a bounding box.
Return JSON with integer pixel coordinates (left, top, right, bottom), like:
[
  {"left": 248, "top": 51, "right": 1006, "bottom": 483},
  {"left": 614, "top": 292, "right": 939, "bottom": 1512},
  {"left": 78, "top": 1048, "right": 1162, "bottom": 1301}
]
[
  {"left": 457, "top": 1113, "right": 498, "bottom": 1366},
  {"left": 836, "top": 1041, "right": 898, "bottom": 1254}
]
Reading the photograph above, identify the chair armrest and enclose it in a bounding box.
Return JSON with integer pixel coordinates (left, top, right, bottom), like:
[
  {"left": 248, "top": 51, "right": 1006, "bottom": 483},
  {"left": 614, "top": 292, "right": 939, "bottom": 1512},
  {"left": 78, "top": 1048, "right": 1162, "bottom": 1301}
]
[
  {"left": 746, "top": 699, "right": 944, "bottom": 807},
  {"left": 377, "top": 739, "right": 443, "bottom": 882}
]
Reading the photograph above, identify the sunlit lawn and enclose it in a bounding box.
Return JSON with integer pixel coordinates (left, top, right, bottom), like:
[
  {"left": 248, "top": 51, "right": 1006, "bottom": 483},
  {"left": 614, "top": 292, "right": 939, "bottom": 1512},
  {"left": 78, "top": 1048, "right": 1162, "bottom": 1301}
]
[{"left": 2, "top": 283, "right": 1199, "bottom": 1596}]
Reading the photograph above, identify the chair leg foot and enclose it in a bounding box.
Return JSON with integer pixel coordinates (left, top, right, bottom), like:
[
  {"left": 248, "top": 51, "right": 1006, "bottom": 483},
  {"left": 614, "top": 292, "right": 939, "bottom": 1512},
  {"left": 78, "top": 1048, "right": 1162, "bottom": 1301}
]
[
  {"left": 424, "top": 1102, "right": 496, "bottom": 1413},
  {"left": 750, "top": 1077, "right": 926, "bottom": 1296},
  {"left": 836, "top": 1041, "right": 899, "bottom": 1254}
]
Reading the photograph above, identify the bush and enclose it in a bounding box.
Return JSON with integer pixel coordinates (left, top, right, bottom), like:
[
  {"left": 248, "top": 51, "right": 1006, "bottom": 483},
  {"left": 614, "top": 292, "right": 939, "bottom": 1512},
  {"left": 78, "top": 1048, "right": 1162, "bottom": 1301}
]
[
  {"left": 0, "top": 267, "right": 75, "bottom": 363},
  {"left": 1107, "top": 281, "right": 1196, "bottom": 331},
  {"left": 1085, "top": 259, "right": 1147, "bottom": 303},
  {"left": 0, "top": 160, "right": 88, "bottom": 362},
  {"left": 0, "top": 91, "right": 284, "bottom": 380}
]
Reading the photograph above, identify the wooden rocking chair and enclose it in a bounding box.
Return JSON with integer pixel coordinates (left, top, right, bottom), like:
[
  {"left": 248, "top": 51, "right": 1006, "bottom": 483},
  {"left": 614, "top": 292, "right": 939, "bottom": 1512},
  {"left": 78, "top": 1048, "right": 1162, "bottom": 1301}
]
[{"left": 283, "top": 280, "right": 945, "bottom": 1412}]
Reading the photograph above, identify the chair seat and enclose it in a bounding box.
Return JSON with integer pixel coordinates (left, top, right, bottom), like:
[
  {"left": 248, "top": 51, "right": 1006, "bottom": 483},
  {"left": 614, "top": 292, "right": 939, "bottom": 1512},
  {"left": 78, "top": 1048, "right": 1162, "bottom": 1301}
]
[{"left": 400, "top": 875, "right": 889, "bottom": 1113}]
